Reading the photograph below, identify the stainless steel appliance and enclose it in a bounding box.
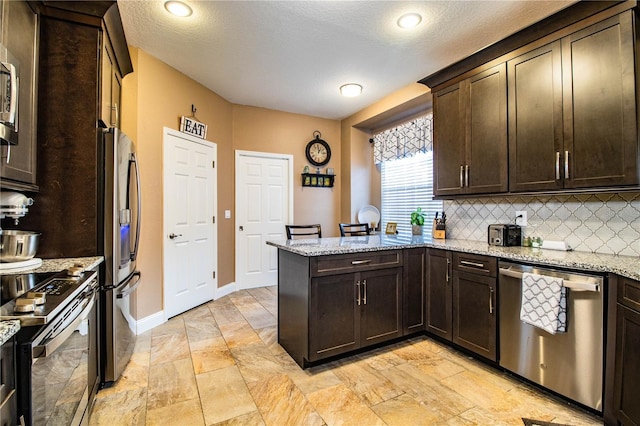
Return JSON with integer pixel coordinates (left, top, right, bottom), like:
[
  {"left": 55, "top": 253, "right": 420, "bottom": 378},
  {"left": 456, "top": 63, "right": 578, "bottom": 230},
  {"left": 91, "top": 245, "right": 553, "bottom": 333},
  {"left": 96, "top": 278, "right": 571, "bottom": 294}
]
[
  {"left": 0, "top": 268, "right": 99, "bottom": 425},
  {"left": 498, "top": 261, "right": 604, "bottom": 411},
  {"left": 0, "top": 44, "right": 19, "bottom": 146},
  {"left": 100, "top": 127, "right": 142, "bottom": 386},
  {"left": 488, "top": 224, "right": 521, "bottom": 246}
]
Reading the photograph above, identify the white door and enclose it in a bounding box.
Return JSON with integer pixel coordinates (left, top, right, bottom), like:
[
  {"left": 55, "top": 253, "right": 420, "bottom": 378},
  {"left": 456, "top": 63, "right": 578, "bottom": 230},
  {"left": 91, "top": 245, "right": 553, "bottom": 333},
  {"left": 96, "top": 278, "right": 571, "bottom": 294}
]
[
  {"left": 235, "top": 151, "right": 293, "bottom": 289},
  {"left": 163, "top": 128, "right": 217, "bottom": 319}
]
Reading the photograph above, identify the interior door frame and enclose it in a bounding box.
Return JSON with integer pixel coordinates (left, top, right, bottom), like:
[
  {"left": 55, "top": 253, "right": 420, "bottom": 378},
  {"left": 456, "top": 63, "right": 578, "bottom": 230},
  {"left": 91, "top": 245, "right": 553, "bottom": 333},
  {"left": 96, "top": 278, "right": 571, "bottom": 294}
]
[
  {"left": 234, "top": 150, "right": 294, "bottom": 289},
  {"left": 162, "top": 127, "right": 218, "bottom": 318}
]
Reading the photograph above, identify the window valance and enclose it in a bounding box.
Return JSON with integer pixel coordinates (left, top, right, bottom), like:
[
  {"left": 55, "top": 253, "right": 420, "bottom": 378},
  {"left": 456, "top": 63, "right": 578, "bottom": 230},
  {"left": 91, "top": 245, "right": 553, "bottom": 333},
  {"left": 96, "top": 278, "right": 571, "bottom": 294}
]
[{"left": 373, "top": 113, "right": 433, "bottom": 164}]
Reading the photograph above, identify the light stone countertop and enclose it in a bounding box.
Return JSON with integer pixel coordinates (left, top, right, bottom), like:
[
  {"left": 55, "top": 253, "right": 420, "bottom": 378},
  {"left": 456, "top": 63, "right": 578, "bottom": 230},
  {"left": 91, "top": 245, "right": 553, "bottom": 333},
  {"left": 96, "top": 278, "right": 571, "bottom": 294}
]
[
  {"left": 267, "top": 235, "right": 640, "bottom": 281},
  {"left": 0, "top": 319, "right": 19, "bottom": 346},
  {"left": 0, "top": 256, "right": 104, "bottom": 343}
]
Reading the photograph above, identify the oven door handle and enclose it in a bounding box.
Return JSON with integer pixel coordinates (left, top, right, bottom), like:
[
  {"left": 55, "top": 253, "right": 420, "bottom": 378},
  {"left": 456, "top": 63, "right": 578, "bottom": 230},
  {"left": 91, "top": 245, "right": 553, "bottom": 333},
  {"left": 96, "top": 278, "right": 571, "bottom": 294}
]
[
  {"left": 117, "top": 271, "right": 141, "bottom": 299},
  {"left": 32, "top": 290, "right": 96, "bottom": 358}
]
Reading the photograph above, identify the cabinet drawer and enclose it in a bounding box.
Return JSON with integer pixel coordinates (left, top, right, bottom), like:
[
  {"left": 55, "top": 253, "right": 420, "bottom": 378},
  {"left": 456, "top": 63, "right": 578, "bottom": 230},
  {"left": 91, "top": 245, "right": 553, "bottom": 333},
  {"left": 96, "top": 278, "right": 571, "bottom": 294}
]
[
  {"left": 311, "top": 251, "right": 402, "bottom": 276},
  {"left": 618, "top": 277, "right": 640, "bottom": 312},
  {"left": 453, "top": 252, "right": 496, "bottom": 277}
]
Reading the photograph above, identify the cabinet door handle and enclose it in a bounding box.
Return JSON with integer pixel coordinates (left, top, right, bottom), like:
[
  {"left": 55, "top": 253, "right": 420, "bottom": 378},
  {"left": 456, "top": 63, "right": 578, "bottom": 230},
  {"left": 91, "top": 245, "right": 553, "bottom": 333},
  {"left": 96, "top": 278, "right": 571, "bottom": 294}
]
[
  {"left": 356, "top": 280, "right": 361, "bottom": 306},
  {"left": 351, "top": 260, "right": 371, "bottom": 265},
  {"left": 362, "top": 279, "right": 367, "bottom": 305},
  {"left": 446, "top": 258, "right": 451, "bottom": 282},
  {"left": 465, "top": 165, "right": 469, "bottom": 188},
  {"left": 564, "top": 150, "right": 570, "bottom": 180},
  {"left": 460, "top": 260, "right": 485, "bottom": 269},
  {"left": 489, "top": 287, "right": 495, "bottom": 314},
  {"left": 460, "top": 165, "right": 464, "bottom": 188},
  {"left": 555, "top": 151, "right": 560, "bottom": 180}
]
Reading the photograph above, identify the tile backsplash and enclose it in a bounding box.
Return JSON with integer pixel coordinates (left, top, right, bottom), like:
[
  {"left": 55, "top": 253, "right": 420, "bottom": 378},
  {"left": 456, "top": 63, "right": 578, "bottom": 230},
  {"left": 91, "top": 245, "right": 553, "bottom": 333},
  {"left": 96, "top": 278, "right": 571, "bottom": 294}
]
[{"left": 444, "top": 192, "right": 640, "bottom": 257}]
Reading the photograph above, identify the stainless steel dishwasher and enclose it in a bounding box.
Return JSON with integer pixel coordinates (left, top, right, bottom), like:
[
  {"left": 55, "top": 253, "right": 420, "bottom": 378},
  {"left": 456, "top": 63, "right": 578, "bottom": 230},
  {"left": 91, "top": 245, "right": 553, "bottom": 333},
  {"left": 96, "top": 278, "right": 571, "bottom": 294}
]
[{"left": 498, "top": 261, "right": 604, "bottom": 411}]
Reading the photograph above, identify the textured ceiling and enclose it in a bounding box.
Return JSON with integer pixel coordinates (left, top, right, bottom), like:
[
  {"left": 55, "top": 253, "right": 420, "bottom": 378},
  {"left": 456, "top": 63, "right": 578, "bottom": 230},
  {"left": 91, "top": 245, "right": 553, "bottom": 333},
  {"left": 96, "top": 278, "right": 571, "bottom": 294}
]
[{"left": 117, "top": 0, "right": 576, "bottom": 120}]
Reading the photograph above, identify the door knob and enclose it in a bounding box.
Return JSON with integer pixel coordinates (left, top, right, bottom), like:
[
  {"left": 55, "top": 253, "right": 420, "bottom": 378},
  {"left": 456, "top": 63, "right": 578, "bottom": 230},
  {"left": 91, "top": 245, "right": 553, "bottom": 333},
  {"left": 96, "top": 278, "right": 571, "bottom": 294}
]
[
  {"left": 239, "top": 226, "right": 244, "bottom": 231},
  {"left": 169, "top": 233, "right": 182, "bottom": 239}
]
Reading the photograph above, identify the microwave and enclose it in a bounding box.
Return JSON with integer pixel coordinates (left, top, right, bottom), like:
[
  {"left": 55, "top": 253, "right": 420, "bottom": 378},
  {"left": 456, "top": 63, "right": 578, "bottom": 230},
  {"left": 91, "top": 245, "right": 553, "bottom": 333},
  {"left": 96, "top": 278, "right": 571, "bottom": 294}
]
[{"left": 0, "top": 44, "right": 19, "bottom": 145}]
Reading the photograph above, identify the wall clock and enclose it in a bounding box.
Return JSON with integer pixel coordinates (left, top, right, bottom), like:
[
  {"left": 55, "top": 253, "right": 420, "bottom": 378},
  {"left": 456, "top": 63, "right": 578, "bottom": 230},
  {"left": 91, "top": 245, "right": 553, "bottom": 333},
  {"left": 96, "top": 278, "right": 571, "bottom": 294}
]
[{"left": 305, "top": 131, "right": 331, "bottom": 167}]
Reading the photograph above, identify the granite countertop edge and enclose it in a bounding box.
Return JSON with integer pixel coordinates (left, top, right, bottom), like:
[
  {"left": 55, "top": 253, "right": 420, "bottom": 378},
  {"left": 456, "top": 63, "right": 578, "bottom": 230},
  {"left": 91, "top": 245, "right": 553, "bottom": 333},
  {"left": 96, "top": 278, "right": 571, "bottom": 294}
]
[
  {"left": 0, "top": 319, "right": 20, "bottom": 346},
  {"left": 0, "top": 256, "right": 104, "bottom": 343},
  {"left": 267, "top": 237, "right": 640, "bottom": 281}
]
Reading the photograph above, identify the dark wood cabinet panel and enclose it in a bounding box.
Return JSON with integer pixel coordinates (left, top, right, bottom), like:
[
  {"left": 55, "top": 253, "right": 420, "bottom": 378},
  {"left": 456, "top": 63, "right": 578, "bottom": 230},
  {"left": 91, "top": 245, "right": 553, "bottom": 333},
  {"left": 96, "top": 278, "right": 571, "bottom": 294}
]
[
  {"left": 360, "top": 268, "right": 402, "bottom": 346},
  {"left": 612, "top": 276, "right": 640, "bottom": 426},
  {"left": 452, "top": 271, "right": 497, "bottom": 361},
  {"left": 562, "top": 12, "right": 638, "bottom": 189},
  {"left": 614, "top": 304, "right": 640, "bottom": 425},
  {"left": 466, "top": 64, "right": 507, "bottom": 194},
  {"left": 309, "top": 273, "right": 360, "bottom": 362},
  {"left": 433, "top": 64, "right": 507, "bottom": 197},
  {"left": 403, "top": 248, "right": 426, "bottom": 335},
  {"left": 433, "top": 83, "right": 466, "bottom": 196},
  {"left": 508, "top": 41, "right": 564, "bottom": 192},
  {"left": 426, "top": 249, "right": 452, "bottom": 340},
  {"left": 0, "top": 0, "right": 38, "bottom": 190}
]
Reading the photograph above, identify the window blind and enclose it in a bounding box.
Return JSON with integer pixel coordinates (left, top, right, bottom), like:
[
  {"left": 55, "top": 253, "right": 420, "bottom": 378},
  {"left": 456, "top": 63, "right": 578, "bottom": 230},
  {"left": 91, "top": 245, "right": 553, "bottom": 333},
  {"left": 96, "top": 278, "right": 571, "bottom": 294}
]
[{"left": 380, "top": 152, "right": 443, "bottom": 238}]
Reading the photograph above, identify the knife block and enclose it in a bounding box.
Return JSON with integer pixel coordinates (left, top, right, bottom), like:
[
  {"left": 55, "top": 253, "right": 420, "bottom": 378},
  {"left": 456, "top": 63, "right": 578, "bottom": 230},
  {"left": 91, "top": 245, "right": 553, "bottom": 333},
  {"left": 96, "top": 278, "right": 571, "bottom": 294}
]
[{"left": 432, "top": 219, "right": 446, "bottom": 239}]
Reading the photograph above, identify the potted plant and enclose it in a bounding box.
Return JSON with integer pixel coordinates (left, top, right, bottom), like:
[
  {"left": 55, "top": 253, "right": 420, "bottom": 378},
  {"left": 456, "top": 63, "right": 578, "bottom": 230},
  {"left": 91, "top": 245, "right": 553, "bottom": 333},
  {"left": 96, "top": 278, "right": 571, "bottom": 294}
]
[{"left": 411, "top": 207, "right": 426, "bottom": 235}]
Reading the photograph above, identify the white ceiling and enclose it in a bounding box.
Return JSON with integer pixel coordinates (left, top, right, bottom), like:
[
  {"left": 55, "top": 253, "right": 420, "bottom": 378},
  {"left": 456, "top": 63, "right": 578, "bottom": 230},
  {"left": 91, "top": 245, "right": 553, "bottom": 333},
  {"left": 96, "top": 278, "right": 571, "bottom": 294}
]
[{"left": 117, "top": 0, "right": 576, "bottom": 120}]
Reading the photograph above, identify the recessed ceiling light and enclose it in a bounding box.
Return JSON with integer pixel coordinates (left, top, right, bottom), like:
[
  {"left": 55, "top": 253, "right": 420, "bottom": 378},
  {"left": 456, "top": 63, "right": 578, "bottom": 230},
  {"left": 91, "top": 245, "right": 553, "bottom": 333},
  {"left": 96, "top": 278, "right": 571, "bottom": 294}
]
[
  {"left": 397, "top": 13, "right": 422, "bottom": 29},
  {"left": 164, "top": 1, "right": 192, "bottom": 17},
  {"left": 340, "top": 83, "right": 363, "bottom": 97}
]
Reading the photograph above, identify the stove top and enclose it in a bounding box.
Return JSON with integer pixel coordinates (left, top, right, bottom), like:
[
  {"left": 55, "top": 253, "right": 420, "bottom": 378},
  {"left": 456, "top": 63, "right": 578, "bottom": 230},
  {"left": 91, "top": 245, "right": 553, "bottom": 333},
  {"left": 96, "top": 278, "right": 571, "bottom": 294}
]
[{"left": 0, "top": 269, "right": 96, "bottom": 326}]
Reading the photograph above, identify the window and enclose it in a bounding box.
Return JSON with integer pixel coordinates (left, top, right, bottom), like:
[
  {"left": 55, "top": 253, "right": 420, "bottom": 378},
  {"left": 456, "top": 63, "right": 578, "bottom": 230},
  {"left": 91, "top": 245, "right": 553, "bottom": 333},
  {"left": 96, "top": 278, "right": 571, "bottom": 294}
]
[{"left": 380, "top": 151, "right": 442, "bottom": 237}]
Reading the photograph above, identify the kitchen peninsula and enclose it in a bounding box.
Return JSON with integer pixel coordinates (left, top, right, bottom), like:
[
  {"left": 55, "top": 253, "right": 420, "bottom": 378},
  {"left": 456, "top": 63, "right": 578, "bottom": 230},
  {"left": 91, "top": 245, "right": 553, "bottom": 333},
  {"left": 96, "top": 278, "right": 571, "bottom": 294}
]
[{"left": 268, "top": 235, "right": 640, "bottom": 422}]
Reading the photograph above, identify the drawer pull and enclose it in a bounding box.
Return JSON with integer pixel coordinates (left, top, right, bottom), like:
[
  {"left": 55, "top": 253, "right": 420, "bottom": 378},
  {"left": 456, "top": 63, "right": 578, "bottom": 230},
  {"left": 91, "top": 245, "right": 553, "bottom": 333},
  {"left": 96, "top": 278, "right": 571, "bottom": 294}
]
[
  {"left": 460, "top": 260, "right": 485, "bottom": 269},
  {"left": 351, "top": 260, "right": 371, "bottom": 265}
]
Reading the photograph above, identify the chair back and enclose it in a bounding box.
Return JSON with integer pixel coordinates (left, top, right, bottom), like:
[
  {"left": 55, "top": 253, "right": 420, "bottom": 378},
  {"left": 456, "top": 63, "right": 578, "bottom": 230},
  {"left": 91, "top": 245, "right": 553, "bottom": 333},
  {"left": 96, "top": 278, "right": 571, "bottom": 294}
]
[
  {"left": 285, "top": 224, "right": 322, "bottom": 239},
  {"left": 339, "top": 223, "right": 370, "bottom": 237}
]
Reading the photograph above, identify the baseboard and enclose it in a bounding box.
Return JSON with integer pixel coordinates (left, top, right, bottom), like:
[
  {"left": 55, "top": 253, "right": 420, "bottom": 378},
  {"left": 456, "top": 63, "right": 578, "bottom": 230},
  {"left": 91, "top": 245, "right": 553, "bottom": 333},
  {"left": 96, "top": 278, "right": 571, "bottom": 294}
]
[
  {"left": 215, "top": 282, "right": 236, "bottom": 300},
  {"left": 136, "top": 310, "right": 166, "bottom": 335},
  {"left": 133, "top": 282, "right": 240, "bottom": 335}
]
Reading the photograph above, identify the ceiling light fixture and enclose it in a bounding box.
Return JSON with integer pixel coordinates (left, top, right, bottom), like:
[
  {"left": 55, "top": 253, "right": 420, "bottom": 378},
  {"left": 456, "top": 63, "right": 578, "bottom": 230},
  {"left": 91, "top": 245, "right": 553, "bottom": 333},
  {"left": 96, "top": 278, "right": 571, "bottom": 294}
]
[
  {"left": 164, "top": 1, "right": 192, "bottom": 17},
  {"left": 397, "top": 13, "right": 422, "bottom": 29},
  {"left": 340, "top": 83, "right": 363, "bottom": 97}
]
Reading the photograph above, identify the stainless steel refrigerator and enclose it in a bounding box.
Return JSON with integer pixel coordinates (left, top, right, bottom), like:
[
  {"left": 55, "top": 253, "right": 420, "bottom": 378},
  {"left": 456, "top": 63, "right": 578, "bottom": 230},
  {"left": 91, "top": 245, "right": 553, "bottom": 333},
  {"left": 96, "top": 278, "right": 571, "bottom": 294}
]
[{"left": 101, "top": 127, "right": 142, "bottom": 386}]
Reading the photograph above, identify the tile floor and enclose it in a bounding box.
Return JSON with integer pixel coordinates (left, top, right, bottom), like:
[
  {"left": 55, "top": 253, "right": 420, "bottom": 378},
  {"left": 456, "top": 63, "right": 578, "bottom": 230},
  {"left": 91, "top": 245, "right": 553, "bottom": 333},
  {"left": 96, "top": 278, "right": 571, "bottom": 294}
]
[{"left": 90, "top": 286, "right": 603, "bottom": 426}]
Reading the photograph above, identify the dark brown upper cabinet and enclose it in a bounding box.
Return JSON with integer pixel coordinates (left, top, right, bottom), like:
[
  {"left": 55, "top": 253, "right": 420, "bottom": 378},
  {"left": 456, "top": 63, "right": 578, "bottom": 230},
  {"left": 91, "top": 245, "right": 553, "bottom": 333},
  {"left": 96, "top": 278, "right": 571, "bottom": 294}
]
[
  {"left": 433, "top": 64, "right": 508, "bottom": 197},
  {"left": 0, "top": 0, "right": 39, "bottom": 191},
  {"left": 562, "top": 12, "right": 638, "bottom": 189},
  {"left": 508, "top": 41, "right": 563, "bottom": 192},
  {"left": 510, "top": 12, "right": 638, "bottom": 192}
]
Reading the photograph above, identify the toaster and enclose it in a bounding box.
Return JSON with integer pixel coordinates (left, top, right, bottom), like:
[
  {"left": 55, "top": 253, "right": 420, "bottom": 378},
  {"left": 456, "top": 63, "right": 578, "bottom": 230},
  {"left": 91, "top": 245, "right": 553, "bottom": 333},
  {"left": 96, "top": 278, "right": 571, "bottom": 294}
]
[{"left": 488, "top": 224, "right": 522, "bottom": 246}]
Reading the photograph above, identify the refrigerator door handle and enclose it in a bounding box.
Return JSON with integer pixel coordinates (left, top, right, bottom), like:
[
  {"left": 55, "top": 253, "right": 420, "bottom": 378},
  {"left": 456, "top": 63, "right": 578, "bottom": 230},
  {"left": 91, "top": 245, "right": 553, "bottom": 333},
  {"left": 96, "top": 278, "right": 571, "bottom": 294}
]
[
  {"left": 117, "top": 271, "right": 142, "bottom": 299},
  {"left": 130, "top": 152, "right": 142, "bottom": 261}
]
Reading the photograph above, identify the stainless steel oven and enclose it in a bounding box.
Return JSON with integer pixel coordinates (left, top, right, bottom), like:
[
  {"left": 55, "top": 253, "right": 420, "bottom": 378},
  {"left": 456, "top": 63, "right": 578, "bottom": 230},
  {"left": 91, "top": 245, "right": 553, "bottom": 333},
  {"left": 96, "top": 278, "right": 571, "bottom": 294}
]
[{"left": 1, "top": 269, "right": 99, "bottom": 426}]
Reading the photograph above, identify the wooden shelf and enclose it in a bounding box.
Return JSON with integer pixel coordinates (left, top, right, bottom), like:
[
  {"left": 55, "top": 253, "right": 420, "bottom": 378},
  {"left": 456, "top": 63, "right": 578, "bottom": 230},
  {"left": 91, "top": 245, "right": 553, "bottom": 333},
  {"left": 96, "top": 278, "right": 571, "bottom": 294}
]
[{"left": 302, "top": 173, "right": 335, "bottom": 188}]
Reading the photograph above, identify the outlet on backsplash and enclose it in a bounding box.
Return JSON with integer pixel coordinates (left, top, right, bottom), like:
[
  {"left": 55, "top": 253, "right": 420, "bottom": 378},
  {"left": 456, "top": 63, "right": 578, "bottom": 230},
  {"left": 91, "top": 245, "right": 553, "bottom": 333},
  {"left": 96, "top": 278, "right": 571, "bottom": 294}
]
[{"left": 515, "top": 210, "right": 527, "bottom": 227}]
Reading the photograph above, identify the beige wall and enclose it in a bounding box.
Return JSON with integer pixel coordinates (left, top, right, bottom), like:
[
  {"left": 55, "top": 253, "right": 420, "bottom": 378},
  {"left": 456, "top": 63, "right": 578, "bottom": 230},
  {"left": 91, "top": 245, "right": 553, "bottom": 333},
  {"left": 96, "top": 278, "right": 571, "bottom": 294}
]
[
  {"left": 121, "top": 48, "right": 233, "bottom": 319},
  {"left": 233, "top": 105, "right": 341, "bottom": 237},
  {"left": 121, "top": 48, "right": 342, "bottom": 320},
  {"left": 340, "top": 83, "right": 432, "bottom": 222}
]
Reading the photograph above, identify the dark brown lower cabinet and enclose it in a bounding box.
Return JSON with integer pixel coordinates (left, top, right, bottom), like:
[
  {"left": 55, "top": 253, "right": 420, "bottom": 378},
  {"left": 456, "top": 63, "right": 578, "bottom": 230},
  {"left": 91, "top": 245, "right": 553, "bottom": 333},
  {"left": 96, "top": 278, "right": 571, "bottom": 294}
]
[
  {"left": 426, "top": 249, "right": 497, "bottom": 362},
  {"left": 452, "top": 270, "right": 497, "bottom": 361},
  {"left": 426, "top": 249, "right": 452, "bottom": 340},
  {"left": 403, "top": 248, "right": 426, "bottom": 335},
  {"left": 309, "top": 268, "right": 402, "bottom": 362},
  {"left": 612, "top": 277, "right": 640, "bottom": 425},
  {"left": 278, "top": 249, "right": 403, "bottom": 367}
]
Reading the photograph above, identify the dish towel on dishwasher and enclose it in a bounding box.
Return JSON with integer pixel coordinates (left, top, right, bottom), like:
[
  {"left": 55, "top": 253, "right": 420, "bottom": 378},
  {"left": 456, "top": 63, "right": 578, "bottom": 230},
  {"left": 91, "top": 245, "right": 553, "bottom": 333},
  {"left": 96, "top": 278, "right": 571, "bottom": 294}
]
[{"left": 520, "top": 272, "right": 567, "bottom": 334}]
